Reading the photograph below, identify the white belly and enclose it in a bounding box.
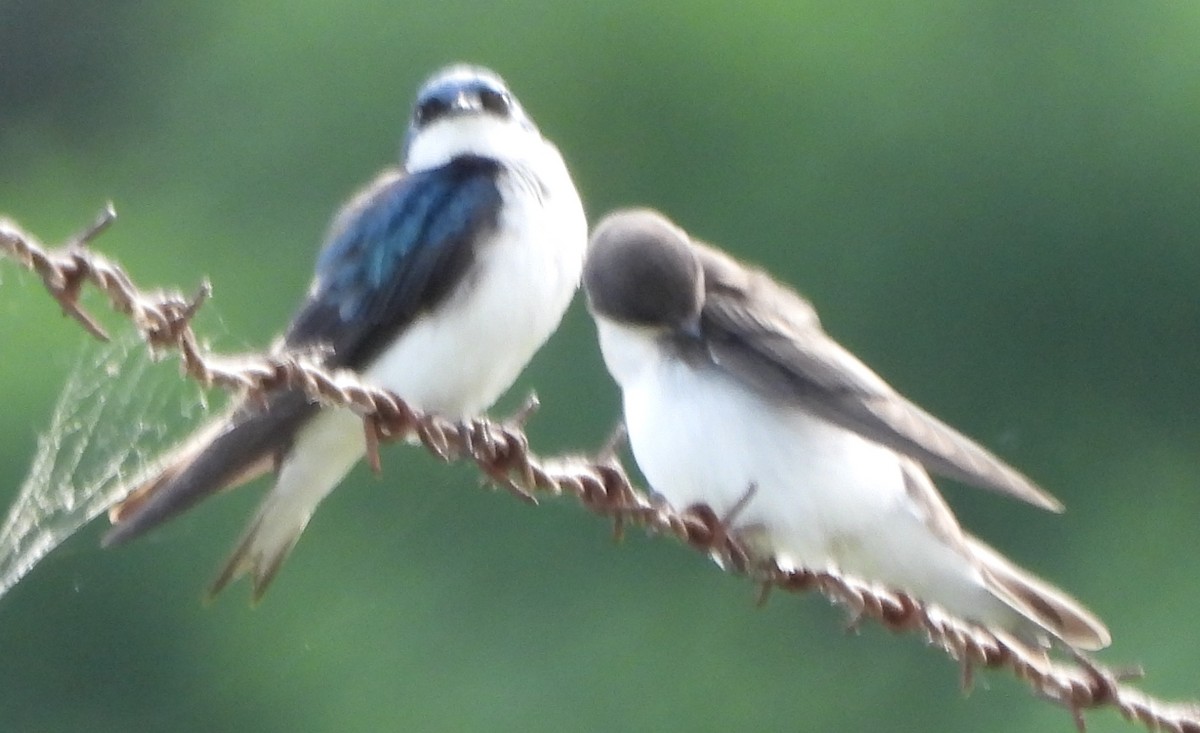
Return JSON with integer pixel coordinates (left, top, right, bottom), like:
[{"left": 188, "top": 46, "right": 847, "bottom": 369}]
[
  {"left": 598, "top": 320, "right": 949, "bottom": 579},
  {"left": 595, "top": 321, "right": 1037, "bottom": 636},
  {"left": 223, "top": 140, "right": 587, "bottom": 589},
  {"left": 363, "top": 168, "right": 586, "bottom": 418},
  {"left": 263, "top": 160, "right": 585, "bottom": 543}
]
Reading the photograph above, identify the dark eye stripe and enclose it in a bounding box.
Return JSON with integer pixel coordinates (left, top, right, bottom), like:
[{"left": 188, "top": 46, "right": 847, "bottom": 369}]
[
  {"left": 479, "top": 89, "right": 511, "bottom": 116},
  {"left": 415, "top": 98, "right": 450, "bottom": 126},
  {"left": 411, "top": 80, "right": 517, "bottom": 130}
]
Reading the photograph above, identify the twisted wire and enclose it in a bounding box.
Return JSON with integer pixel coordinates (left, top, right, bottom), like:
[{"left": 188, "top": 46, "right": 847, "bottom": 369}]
[{"left": 3, "top": 208, "right": 1198, "bottom": 732}]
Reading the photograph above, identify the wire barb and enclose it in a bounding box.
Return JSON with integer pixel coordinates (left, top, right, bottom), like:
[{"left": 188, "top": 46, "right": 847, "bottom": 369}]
[{"left": 3, "top": 209, "right": 1200, "bottom": 733}]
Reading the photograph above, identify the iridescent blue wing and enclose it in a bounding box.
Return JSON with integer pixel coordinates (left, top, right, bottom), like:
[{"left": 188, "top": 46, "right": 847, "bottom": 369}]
[
  {"left": 104, "top": 156, "right": 504, "bottom": 545},
  {"left": 285, "top": 155, "right": 504, "bottom": 369}
]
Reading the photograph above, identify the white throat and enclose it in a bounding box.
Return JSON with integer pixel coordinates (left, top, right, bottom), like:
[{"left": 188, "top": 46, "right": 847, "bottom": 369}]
[{"left": 406, "top": 116, "right": 545, "bottom": 172}]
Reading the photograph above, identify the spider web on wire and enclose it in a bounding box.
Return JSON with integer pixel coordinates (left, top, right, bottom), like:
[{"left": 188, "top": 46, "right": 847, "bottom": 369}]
[
  {"left": 2, "top": 208, "right": 1199, "bottom": 732},
  {"left": 0, "top": 330, "right": 206, "bottom": 597}
]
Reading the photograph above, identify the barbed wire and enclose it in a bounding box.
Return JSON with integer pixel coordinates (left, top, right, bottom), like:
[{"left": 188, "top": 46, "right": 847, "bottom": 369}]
[{"left": 2, "top": 207, "right": 1198, "bottom": 732}]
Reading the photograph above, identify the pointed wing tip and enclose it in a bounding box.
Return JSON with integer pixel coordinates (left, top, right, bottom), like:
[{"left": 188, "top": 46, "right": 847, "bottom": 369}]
[
  {"left": 961, "top": 472, "right": 1064, "bottom": 513},
  {"left": 1075, "top": 624, "right": 1113, "bottom": 652},
  {"left": 102, "top": 469, "right": 177, "bottom": 548},
  {"left": 101, "top": 519, "right": 142, "bottom": 549},
  {"left": 982, "top": 462, "right": 1064, "bottom": 513},
  {"left": 100, "top": 487, "right": 182, "bottom": 548},
  {"left": 1093, "top": 625, "right": 1113, "bottom": 650},
  {"left": 1027, "top": 487, "right": 1065, "bottom": 514}
]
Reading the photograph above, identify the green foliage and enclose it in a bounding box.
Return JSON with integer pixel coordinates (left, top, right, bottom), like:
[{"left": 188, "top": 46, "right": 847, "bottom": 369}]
[{"left": 2, "top": 2, "right": 1198, "bottom": 731}]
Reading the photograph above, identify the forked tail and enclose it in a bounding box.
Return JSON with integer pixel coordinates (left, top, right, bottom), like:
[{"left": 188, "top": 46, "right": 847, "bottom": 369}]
[{"left": 966, "top": 534, "right": 1111, "bottom": 651}]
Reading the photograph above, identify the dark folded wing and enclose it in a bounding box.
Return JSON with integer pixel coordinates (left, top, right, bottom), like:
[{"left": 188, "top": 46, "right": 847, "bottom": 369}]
[
  {"left": 105, "top": 157, "right": 505, "bottom": 544},
  {"left": 103, "top": 391, "right": 315, "bottom": 546},
  {"left": 693, "top": 242, "right": 1063, "bottom": 512},
  {"left": 285, "top": 155, "right": 504, "bottom": 369}
]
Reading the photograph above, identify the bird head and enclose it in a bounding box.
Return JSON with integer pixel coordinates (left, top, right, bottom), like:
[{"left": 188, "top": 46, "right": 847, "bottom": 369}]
[{"left": 403, "top": 64, "right": 540, "bottom": 171}]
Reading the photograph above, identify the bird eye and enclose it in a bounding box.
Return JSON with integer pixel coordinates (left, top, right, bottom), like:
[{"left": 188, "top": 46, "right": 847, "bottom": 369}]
[
  {"left": 478, "top": 89, "right": 511, "bottom": 116},
  {"left": 414, "top": 97, "right": 449, "bottom": 126}
]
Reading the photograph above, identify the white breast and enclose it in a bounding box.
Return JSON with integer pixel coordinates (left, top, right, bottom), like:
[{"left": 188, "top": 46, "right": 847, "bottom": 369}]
[
  {"left": 364, "top": 146, "right": 586, "bottom": 417},
  {"left": 221, "top": 133, "right": 586, "bottom": 588},
  {"left": 595, "top": 319, "right": 1045, "bottom": 634},
  {"left": 595, "top": 319, "right": 911, "bottom": 572},
  {"left": 272, "top": 141, "right": 584, "bottom": 524}
]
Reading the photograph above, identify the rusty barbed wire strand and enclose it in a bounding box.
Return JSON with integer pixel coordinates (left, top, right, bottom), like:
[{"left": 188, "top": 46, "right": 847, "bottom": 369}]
[{"left": 3, "top": 208, "right": 1199, "bottom": 732}]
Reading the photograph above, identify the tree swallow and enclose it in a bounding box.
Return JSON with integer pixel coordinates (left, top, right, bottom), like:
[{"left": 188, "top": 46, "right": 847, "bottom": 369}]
[
  {"left": 583, "top": 208, "right": 1109, "bottom": 650},
  {"left": 103, "top": 65, "right": 588, "bottom": 598}
]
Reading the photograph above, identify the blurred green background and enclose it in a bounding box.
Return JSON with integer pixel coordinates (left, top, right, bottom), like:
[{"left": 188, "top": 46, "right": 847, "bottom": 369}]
[{"left": 2, "top": 1, "right": 1199, "bottom": 731}]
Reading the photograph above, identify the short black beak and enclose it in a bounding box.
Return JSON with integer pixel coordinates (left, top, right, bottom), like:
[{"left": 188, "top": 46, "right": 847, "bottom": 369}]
[{"left": 448, "top": 91, "right": 481, "bottom": 114}]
